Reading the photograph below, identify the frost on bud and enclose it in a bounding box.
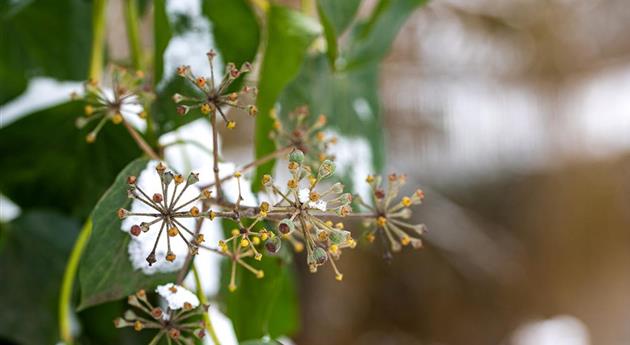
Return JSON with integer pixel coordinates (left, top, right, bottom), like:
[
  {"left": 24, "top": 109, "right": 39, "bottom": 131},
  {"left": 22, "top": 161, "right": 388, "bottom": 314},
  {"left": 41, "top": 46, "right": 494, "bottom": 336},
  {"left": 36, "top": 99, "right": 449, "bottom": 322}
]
[
  {"left": 318, "top": 160, "right": 335, "bottom": 179},
  {"left": 130, "top": 225, "right": 142, "bottom": 236},
  {"left": 289, "top": 149, "right": 305, "bottom": 164},
  {"left": 277, "top": 219, "right": 295, "bottom": 235},
  {"left": 265, "top": 236, "right": 282, "bottom": 254}
]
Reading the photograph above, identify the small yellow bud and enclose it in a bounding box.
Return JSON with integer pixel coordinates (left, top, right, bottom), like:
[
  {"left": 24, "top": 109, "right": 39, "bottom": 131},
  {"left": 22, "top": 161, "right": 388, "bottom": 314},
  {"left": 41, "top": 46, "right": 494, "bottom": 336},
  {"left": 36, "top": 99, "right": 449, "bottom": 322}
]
[
  {"left": 133, "top": 320, "right": 144, "bottom": 331},
  {"left": 401, "top": 197, "right": 412, "bottom": 207},
  {"left": 324, "top": 220, "right": 333, "bottom": 227},
  {"left": 260, "top": 230, "right": 269, "bottom": 241},
  {"left": 229, "top": 283, "right": 237, "bottom": 292},
  {"left": 168, "top": 227, "right": 179, "bottom": 237},
  {"left": 377, "top": 216, "right": 387, "bottom": 227},
  {"left": 252, "top": 236, "right": 261, "bottom": 245},
  {"left": 166, "top": 252, "right": 176, "bottom": 262},
  {"left": 367, "top": 233, "right": 376, "bottom": 243},
  {"left": 309, "top": 191, "right": 320, "bottom": 202},
  {"left": 366, "top": 175, "right": 375, "bottom": 183},
  {"left": 293, "top": 242, "right": 304, "bottom": 253},
  {"left": 139, "top": 111, "right": 147, "bottom": 119},
  {"left": 112, "top": 113, "right": 123, "bottom": 124},
  {"left": 231, "top": 229, "right": 240, "bottom": 237},
  {"left": 226, "top": 121, "right": 236, "bottom": 129},
  {"left": 174, "top": 174, "right": 185, "bottom": 184},
  {"left": 240, "top": 238, "right": 250, "bottom": 247},
  {"left": 190, "top": 206, "right": 199, "bottom": 216},
  {"left": 84, "top": 105, "right": 94, "bottom": 116},
  {"left": 200, "top": 103, "right": 212, "bottom": 114},
  {"left": 335, "top": 273, "right": 343, "bottom": 281},
  {"left": 219, "top": 240, "right": 228, "bottom": 252},
  {"left": 256, "top": 270, "right": 264, "bottom": 278},
  {"left": 329, "top": 244, "right": 339, "bottom": 254},
  {"left": 287, "top": 179, "right": 298, "bottom": 189},
  {"left": 401, "top": 236, "right": 411, "bottom": 246},
  {"left": 288, "top": 161, "right": 299, "bottom": 171},
  {"left": 208, "top": 210, "right": 216, "bottom": 220},
  {"left": 254, "top": 253, "right": 262, "bottom": 261},
  {"left": 335, "top": 222, "right": 344, "bottom": 229},
  {"left": 234, "top": 171, "right": 242, "bottom": 178},
  {"left": 273, "top": 120, "right": 281, "bottom": 129},
  {"left": 86, "top": 132, "right": 97, "bottom": 143}
]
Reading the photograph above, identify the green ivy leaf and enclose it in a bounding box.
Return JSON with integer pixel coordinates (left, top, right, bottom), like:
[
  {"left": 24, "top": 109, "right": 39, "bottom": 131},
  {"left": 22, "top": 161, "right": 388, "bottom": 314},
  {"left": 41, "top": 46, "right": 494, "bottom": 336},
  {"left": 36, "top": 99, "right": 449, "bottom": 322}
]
[
  {"left": 203, "top": 0, "right": 260, "bottom": 67},
  {"left": 0, "top": 0, "right": 92, "bottom": 104},
  {"left": 316, "top": 0, "right": 362, "bottom": 67},
  {"left": 219, "top": 220, "right": 299, "bottom": 341},
  {"left": 0, "top": 101, "right": 142, "bottom": 218},
  {"left": 0, "top": 210, "right": 80, "bottom": 345},
  {"left": 78, "top": 157, "right": 175, "bottom": 310},
  {"left": 153, "top": 0, "right": 173, "bottom": 85},
  {"left": 344, "top": 0, "right": 427, "bottom": 69},
  {"left": 253, "top": 5, "right": 321, "bottom": 192}
]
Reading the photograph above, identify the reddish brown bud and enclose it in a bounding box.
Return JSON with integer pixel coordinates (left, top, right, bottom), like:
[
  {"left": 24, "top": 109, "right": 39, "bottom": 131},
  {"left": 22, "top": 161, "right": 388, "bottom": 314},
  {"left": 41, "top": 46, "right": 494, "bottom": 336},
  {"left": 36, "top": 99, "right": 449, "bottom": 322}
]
[{"left": 130, "top": 225, "right": 141, "bottom": 236}]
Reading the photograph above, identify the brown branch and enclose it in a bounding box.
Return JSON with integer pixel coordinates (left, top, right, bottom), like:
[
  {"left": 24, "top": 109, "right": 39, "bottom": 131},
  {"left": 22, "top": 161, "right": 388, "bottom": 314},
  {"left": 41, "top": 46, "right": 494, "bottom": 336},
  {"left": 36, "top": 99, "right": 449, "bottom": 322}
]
[
  {"left": 210, "top": 112, "right": 223, "bottom": 201},
  {"left": 122, "top": 119, "right": 160, "bottom": 160}
]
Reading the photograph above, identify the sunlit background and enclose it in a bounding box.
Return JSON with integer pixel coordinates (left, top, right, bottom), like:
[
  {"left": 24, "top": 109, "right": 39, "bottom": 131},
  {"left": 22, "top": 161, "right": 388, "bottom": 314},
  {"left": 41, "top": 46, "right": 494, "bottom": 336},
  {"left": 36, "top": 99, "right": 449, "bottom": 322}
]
[{"left": 2, "top": 0, "right": 630, "bottom": 344}]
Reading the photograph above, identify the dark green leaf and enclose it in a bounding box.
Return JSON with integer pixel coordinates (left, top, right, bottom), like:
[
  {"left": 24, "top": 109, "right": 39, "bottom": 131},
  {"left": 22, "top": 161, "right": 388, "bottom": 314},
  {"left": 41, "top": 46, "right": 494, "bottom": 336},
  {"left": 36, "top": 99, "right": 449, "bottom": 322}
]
[
  {"left": 253, "top": 5, "right": 321, "bottom": 192},
  {"left": 278, "top": 54, "right": 385, "bottom": 172},
  {"left": 0, "top": 210, "right": 80, "bottom": 345},
  {"left": 78, "top": 157, "right": 176, "bottom": 310},
  {"left": 316, "top": 0, "right": 362, "bottom": 66},
  {"left": 344, "top": 0, "right": 427, "bottom": 69},
  {"left": 220, "top": 220, "right": 299, "bottom": 341},
  {"left": 0, "top": 0, "right": 92, "bottom": 104},
  {"left": 0, "top": 101, "right": 142, "bottom": 218},
  {"left": 203, "top": 0, "right": 260, "bottom": 66},
  {"left": 153, "top": 0, "right": 172, "bottom": 85}
]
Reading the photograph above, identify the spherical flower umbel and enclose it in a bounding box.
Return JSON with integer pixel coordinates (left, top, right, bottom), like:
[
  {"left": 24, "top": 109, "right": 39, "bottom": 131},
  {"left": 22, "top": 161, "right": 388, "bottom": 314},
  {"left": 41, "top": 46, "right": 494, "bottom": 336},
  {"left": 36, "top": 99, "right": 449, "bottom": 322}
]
[
  {"left": 74, "top": 66, "right": 153, "bottom": 143},
  {"left": 172, "top": 50, "right": 257, "bottom": 129},
  {"left": 359, "top": 174, "right": 427, "bottom": 254},
  {"left": 270, "top": 106, "right": 336, "bottom": 168},
  {"left": 114, "top": 286, "right": 206, "bottom": 343},
  {"left": 260, "top": 151, "right": 355, "bottom": 281},
  {"left": 119, "top": 162, "right": 214, "bottom": 266}
]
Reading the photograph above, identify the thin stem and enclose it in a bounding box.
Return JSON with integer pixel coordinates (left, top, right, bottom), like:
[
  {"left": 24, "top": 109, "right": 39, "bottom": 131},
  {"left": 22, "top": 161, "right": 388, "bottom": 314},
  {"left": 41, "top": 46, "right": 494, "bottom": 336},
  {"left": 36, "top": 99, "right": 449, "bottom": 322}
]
[
  {"left": 59, "top": 221, "right": 93, "bottom": 345},
  {"left": 210, "top": 113, "right": 223, "bottom": 201},
  {"left": 123, "top": 0, "right": 143, "bottom": 70},
  {"left": 122, "top": 119, "right": 160, "bottom": 160},
  {"left": 89, "top": 0, "right": 107, "bottom": 81},
  {"left": 192, "top": 265, "right": 222, "bottom": 345}
]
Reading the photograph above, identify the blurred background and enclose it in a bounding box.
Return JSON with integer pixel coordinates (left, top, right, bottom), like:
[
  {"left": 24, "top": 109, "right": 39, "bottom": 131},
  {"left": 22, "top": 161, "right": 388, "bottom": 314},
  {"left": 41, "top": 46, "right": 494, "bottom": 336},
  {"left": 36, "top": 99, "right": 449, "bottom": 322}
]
[
  {"left": 293, "top": 1, "right": 630, "bottom": 344},
  {"left": 3, "top": 0, "right": 630, "bottom": 344}
]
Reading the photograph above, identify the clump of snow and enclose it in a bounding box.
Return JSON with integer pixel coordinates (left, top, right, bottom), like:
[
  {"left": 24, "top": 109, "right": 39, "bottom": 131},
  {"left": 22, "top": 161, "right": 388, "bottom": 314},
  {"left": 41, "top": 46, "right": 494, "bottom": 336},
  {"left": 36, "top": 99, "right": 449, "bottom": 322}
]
[{"left": 156, "top": 283, "right": 200, "bottom": 310}]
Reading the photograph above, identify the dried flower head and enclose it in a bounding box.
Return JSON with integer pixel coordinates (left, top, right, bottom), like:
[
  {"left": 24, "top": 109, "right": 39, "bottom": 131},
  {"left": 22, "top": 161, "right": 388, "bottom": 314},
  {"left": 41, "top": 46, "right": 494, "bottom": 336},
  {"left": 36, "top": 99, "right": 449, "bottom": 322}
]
[
  {"left": 120, "top": 162, "right": 213, "bottom": 265},
  {"left": 261, "top": 151, "right": 354, "bottom": 280},
  {"left": 173, "top": 50, "right": 256, "bottom": 129},
  {"left": 114, "top": 286, "right": 206, "bottom": 343},
  {"left": 270, "top": 106, "right": 336, "bottom": 167},
  {"left": 360, "top": 174, "right": 427, "bottom": 254},
  {"left": 76, "top": 66, "right": 153, "bottom": 143}
]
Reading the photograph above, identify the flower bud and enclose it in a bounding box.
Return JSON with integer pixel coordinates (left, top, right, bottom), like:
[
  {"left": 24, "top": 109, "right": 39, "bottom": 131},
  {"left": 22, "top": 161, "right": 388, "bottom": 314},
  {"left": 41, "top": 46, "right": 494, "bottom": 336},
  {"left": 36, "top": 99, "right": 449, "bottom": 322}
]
[
  {"left": 308, "top": 247, "right": 328, "bottom": 268},
  {"left": 248, "top": 105, "right": 258, "bottom": 116},
  {"left": 318, "top": 160, "right": 335, "bottom": 179},
  {"left": 130, "top": 225, "right": 141, "bottom": 236},
  {"left": 117, "top": 208, "right": 129, "bottom": 219},
  {"left": 187, "top": 172, "right": 199, "bottom": 185},
  {"left": 289, "top": 149, "right": 305, "bottom": 164},
  {"left": 265, "top": 237, "right": 282, "bottom": 254},
  {"left": 277, "top": 219, "right": 295, "bottom": 235},
  {"left": 176, "top": 105, "right": 189, "bottom": 116}
]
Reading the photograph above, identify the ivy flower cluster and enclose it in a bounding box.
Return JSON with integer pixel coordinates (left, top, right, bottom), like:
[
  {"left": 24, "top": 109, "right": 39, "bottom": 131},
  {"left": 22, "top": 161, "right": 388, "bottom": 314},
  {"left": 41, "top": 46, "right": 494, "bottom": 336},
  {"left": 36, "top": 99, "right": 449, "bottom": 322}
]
[
  {"left": 172, "top": 50, "right": 257, "bottom": 129},
  {"left": 118, "top": 162, "right": 213, "bottom": 265},
  {"left": 359, "top": 174, "right": 427, "bottom": 253},
  {"left": 114, "top": 285, "right": 206, "bottom": 344},
  {"left": 270, "top": 106, "right": 337, "bottom": 168},
  {"left": 74, "top": 66, "right": 153, "bottom": 143},
  {"left": 260, "top": 151, "right": 355, "bottom": 281}
]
